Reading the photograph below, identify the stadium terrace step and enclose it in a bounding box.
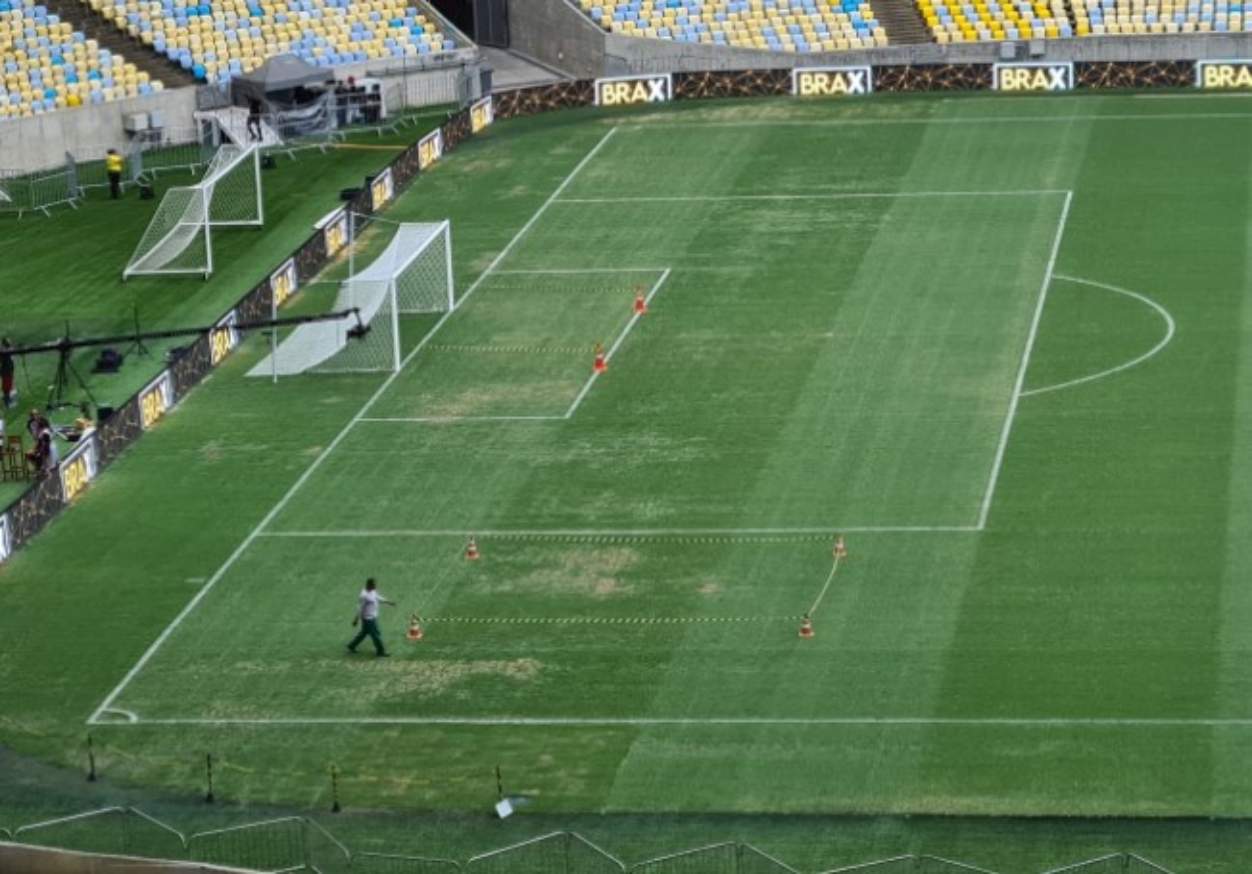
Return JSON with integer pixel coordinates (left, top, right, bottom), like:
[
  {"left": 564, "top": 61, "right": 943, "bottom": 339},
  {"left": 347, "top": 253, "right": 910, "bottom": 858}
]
[
  {"left": 872, "top": 0, "right": 935, "bottom": 43},
  {"left": 37, "top": 0, "right": 199, "bottom": 88}
]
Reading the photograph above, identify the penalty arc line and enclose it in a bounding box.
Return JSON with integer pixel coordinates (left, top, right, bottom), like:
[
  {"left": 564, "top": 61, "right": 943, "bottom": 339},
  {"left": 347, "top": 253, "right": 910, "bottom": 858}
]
[
  {"left": 975, "top": 189, "right": 1073, "bottom": 531},
  {"left": 1020, "top": 274, "right": 1176, "bottom": 397},
  {"left": 85, "top": 126, "right": 623, "bottom": 726}
]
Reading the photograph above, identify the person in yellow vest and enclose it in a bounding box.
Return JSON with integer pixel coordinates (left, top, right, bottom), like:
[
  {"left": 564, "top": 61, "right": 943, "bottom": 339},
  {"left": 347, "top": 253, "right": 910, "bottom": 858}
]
[{"left": 105, "top": 149, "right": 124, "bottom": 199}]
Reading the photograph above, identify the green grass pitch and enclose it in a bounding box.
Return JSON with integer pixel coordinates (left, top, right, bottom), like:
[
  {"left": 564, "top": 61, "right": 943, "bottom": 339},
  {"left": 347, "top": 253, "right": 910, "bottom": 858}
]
[{"left": 4, "top": 94, "right": 1252, "bottom": 830}]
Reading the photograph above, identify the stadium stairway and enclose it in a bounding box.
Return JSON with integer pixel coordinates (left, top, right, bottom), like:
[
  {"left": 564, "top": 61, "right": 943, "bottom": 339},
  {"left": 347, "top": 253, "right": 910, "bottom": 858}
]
[
  {"left": 35, "top": 0, "right": 199, "bottom": 88},
  {"left": 870, "top": 0, "right": 934, "bottom": 42},
  {"left": 195, "top": 105, "right": 282, "bottom": 145}
]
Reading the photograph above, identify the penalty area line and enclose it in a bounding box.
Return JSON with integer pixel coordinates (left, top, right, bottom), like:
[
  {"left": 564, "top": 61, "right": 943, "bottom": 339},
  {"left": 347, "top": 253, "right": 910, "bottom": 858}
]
[
  {"left": 100, "top": 716, "right": 1252, "bottom": 727},
  {"left": 975, "top": 189, "right": 1072, "bottom": 531},
  {"left": 85, "top": 126, "right": 623, "bottom": 727},
  {"left": 555, "top": 190, "right": 1069, "bottom": 204},
  {"left": 258, "top": 525, "right": 978, "bottom": 540}
]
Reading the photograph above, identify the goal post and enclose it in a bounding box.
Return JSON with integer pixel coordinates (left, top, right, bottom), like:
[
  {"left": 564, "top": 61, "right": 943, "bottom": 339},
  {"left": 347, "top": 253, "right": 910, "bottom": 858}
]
[
  {"left": 247, "top": 219, "right": 454, "bottom": 377},
  {"left": 121, "top": 185, "right": 213, "bottom": 279},
  {"left": 123, "top": 144, "right": 262, "bottom": 280}
]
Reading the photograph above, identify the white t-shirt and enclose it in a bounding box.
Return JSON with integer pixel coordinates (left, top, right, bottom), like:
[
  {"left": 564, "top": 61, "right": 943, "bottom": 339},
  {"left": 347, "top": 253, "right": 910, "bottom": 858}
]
[{"left": 359, "top": 589, "right": 382, "bottom": 621}]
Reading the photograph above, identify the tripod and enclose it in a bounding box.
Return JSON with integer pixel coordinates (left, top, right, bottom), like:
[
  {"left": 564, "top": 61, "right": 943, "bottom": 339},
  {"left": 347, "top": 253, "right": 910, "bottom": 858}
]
[
  {"left": 125, "top": 304, "right": 150, "bottom": 358},
  {"left": 47, "top": 339, "right": 98, "bottom": 414}
]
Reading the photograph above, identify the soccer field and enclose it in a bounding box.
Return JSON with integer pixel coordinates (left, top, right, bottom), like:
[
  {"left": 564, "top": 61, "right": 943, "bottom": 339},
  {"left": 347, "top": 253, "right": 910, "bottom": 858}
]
[{"left": 7, "top": 93, "right": 1252, "bottom": 819}]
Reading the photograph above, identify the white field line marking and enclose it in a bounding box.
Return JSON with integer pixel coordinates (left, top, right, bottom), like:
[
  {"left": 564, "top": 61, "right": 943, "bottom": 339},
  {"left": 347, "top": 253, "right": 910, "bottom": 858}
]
[
  {"left": 356, "top": 268, "right": 670, "bottom": 425},
  {"left": 494, "top": 267, "right": 665, "bottom": 275},
  {"left": 556, "top": 190, "right": 1068, "bottom": 204},
  {"left": 975, "top": 190, "right": 1073, "bottom": 531},
  {"left": 424, "top": 615, "right": 797, "bottom": 625},
  {"left": 359, "top": 415, "right": 564, "bottom": 423},
  {"left": 564, "top": 268, "right": 670, "bottom": 419},
  {"left": 100, "top": 708, "right": 138, "bottom": 723},
  {"left": 625, "top": 112, "right": 1252, "bottom": 129},
  {"left": 1020, "top": 274, "right": 1176, "bottom": 398},
  {"left": 105, "top": 716, "right": 1252, "bottom": 727},
  {"left": 259, "top": 525, "right": 978, "bottom": 539},
  {"left": 85, "top": 127, "right": 622, "bottom": 726},
  {"left": 807, "top": 555, "right": 841, "bottom": 618}
]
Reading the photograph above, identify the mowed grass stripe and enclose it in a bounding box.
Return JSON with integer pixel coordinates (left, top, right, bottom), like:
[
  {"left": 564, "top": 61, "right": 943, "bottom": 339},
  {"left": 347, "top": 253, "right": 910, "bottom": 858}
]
[{"left": 6, "top": 96, "right": 1252, "bottom": 816}]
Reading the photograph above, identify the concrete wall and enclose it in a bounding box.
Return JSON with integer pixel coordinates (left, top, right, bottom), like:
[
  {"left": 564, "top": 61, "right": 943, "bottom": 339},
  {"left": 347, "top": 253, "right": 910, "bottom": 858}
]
[
  {"left": 0, "top": 842, "right": 255, "bottom": 874},
  {"left": 0, "top": 86, "right": 198, "bottom": 174},
  {"left": 603, "top": 28, "right": 1252, "bottom": 73},
  {"left": 507, "top": 0, "right": 606, "bottom": 77}
]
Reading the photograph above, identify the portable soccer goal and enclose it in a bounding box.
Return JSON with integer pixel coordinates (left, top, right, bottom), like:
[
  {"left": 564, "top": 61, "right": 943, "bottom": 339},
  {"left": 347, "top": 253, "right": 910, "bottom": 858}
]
[
  {"left": 248, "top": 219, "right": 454, "bottom": 377},
  {"left": 122, "top": 144, "right": 264, "bottom": 280}
]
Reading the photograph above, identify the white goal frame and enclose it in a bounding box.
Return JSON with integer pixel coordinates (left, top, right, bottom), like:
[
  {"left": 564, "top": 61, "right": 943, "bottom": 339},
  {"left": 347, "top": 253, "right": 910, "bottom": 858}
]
[
  {"left": 351, "top": 214, "right": 456, "bottom": 374},
  {"left": 248, "top": 217, "right": 455, "bottom": 378},
  {"left": 122, "top": 144, "right": 264, "bottom": 280}
]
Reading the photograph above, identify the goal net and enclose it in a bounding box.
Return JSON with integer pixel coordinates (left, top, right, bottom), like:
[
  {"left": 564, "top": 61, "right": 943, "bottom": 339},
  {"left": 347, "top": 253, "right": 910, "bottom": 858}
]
[
  {"left": 123, "top": 144, "right": 263, "bottom": 279},
  {"left": 248, "top": 220, "right": 454, "bottom": 377}
]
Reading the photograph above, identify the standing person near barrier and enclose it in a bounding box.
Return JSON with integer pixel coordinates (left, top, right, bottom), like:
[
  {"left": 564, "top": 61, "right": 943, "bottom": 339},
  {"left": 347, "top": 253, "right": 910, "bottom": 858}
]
[
  {"left": 247, "top": 98, "right": 263, "bottom": 142},
  {"left": 0, "top": 338, "right": 14, "bottom": 408},
  {"left": 347, "top": 578, "right": 395, "bottom": 657},
  {"left": 105, "top": 149, "right": 124, "bottom": 199}
]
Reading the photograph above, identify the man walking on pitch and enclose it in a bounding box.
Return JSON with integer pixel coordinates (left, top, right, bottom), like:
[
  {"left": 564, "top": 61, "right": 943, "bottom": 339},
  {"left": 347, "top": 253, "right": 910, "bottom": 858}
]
[{"left": 347, "top": 578, "right": 395, "bottom": 657}]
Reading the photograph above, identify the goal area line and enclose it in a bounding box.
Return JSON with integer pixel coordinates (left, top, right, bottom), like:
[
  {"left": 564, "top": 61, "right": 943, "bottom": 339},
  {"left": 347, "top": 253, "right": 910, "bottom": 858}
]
[{"left": 359, "top": 267, "right": 672, "bottom": 424}]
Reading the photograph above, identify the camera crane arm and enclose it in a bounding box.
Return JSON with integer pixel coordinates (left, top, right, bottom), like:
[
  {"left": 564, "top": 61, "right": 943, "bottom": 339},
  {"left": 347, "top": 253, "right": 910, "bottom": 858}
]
[{"left": 2, "top": 308, "right": 364, "bottom": 358}]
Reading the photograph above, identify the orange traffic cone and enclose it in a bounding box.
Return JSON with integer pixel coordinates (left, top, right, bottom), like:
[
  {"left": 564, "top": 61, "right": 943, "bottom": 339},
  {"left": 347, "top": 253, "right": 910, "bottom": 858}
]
[
  {"left": 406, "top": 614, "right": 424, "bottom": 642},
  {"left": 634, "top": 287, "right": 647, "bottom": 315},
  {"left": 465, "top": 537, "right": 480, "bottom": 561},
  {"left": 593, "top": 343, "right": 607, "bottom": 374},
  {"left": 798, "top": 616, "right": 814, "bottom": 639},
  {"left": 833, "top": 535, "right": 847, "bottom": 560}
]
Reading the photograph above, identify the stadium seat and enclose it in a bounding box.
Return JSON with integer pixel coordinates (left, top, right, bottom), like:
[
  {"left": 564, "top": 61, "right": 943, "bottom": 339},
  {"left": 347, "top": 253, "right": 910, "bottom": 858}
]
[
  {"left": 578, "top": 0, "right": 886, "bottom": 51},
  {"left": 0, "top": 0, "right": 151, "bottom": 119}
]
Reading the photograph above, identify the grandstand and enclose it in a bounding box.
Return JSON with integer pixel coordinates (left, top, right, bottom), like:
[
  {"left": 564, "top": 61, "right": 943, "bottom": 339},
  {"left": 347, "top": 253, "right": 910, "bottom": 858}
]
[
  {"left": 79, "top": 0, "right": 463, "bottom": 85},
  {"left": 1, "top": 0, "right": 463, "bottom": 121},
  {"left": 919, "top": 0, "right": 1072, "bottom": 41},
  {"left": 1071, "top": 0, "right": 1252, "bottom": 34},
  {"left": 0, "top": 0, "right": 159, "bottom": 119},
  {"left": 576, "top": 0, "right": 889, "bottom": 51}
]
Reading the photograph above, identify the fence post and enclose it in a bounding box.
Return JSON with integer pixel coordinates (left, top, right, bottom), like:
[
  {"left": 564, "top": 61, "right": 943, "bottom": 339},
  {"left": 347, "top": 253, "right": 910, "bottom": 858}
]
[
  {"left": 86, "top": 734, "right": 97, "bottom": 782},
  {"left": 204, "top": 753, "right": 215, "bottom": 804}
]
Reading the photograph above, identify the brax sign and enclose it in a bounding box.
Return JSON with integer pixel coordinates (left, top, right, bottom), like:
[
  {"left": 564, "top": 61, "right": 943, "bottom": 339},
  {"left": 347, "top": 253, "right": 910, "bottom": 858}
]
[
  {"left": 1195, "top": 61, "right": 1252, "bottom": 89},
  {"left": 595, "top": 74, "right": 673, "bottom": 106},
  {"left": 792, "top": 66, "right": 873, "bottom": 97},
  {"left": 992, "top": 62, "right": 1074, "bottom": 92}
]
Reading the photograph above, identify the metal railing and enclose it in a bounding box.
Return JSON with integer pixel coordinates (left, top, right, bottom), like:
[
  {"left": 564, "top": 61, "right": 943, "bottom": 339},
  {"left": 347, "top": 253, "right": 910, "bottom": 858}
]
[{"left": 0, "top": 809, "right": 1187, "bottom": 874}]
